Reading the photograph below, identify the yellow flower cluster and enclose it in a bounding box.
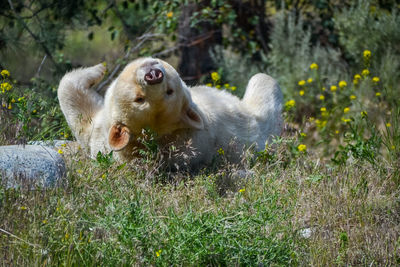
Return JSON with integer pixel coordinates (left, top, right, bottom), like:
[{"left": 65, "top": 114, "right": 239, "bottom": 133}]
[
  {"left": 1, "top": 82, "right": 12, "bottom": 93},
  {"left": 338, "top": 80, "right": 347, "bottom": 88},
  {"left": 310, "top": 63, "right": 318, "bottom": 70},
  {"left": 343, "top": 107, "right": 350, "bottom": 113},
  {"left": 330, "top": 85, "right": 337, "bottom": 92},
  {"left": 363, "top": 50, "right": 371, "bottom": 58},
  {"left": 1, "top": 69, "right": 10, "bottom": 78},
  {"left": 166, "top": 11, "right": 173, "bottom": 18},
  {"left": 350, "top": 95, "right": 356, "bottom": 100},
  {"left": 299, "top": 90, "right": 305, "bottom": 96},
  {"left": 362, "top": 69, "right": 370, "bottom": 76},
  {"left": 285, "top": 100, "right": 295, "bottom": 109},
  {"left": 361, "top": 111, "right": 368, "bottom": 118},
  {"left": 353, "top": 74, "right": 361, "bottom": 85},
  {"left": 217, "top": 147, "right": 224, "bottom": 155},
  {"left": 298, "top": 80, "right": 306, "bottom": 86},
  {"left": 297, "top": 144, "right": 307, "bottom": 152},
  {"left": 316, "top": 119, "right": 327, "bottom": 128},
  {"left": 211, "top": 72, "right": 220, "bottom": 81},
  {"left": 372, "top": 76, "right": 380, "bottom": 83}
]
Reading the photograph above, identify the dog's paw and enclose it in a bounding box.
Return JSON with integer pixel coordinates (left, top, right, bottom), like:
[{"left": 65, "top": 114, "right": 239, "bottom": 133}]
[{"left": 84, "top": 64, "right": 106, "bottom": 88}]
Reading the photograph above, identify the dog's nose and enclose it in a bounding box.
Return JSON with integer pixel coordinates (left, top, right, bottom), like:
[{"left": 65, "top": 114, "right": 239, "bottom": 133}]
[{"left": 144, "top": 68, "right": 163, "bottom": 85}]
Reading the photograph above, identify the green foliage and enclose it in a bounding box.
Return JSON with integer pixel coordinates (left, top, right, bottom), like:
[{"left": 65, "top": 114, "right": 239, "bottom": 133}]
[{"left": 335, "top": 0, "right": 400, "bottom": 64}]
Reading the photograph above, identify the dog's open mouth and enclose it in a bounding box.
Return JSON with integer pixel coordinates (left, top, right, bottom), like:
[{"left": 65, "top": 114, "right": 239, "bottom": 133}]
[{"left": 144, "top": 68, "right": 163, "bottom": 85}]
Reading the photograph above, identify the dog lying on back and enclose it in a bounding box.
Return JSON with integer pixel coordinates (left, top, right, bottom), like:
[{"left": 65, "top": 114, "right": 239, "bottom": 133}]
[{"left": 58, "top": 58, "right": 283, "bottom": 169}]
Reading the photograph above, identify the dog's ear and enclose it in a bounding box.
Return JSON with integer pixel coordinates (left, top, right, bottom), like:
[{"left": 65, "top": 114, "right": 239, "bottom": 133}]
[
  {"left": 181, "top": 103, "right": 204, "bottom": 130},
  {"left": 108, "top": 124, "right": 130, "bottom": 151}
]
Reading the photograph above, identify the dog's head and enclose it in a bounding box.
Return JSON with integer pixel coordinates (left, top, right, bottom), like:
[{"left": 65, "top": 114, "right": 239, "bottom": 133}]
[{"left": 107, "top": 57, "right": 204, "bottom": 151}]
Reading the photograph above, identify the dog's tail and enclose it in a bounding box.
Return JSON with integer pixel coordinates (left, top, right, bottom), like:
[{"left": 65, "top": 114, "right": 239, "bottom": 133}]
[
  {"left": 242, "top": 73, "right": 283, "bottom": 137},
  {"left": 57, "top": 64, "right": 106, "bottom": 145}
]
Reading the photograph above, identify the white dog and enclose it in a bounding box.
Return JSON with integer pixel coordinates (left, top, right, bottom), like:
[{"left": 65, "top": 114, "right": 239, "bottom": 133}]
[{"left": 58, "top": 58, "right": 283, "bottom": 168}]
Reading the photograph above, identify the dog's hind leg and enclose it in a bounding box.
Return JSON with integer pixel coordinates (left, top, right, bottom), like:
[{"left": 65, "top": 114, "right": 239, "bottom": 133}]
[
  {"left": 57, "top": 64, "right": 106, "bottom": 144},
  {"left": 242, "top": 73, "right": 283, "bottom": 141}
]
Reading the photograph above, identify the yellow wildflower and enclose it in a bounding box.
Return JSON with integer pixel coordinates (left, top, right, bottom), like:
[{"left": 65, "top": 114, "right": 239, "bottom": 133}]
[
  {"left": 386, "top": 122, "right": 391, "bottom": 127},
  {"left": 32, "top": 109, "right": 37, "bottom": 114},
  {"left": 353, "top": 79, "right": 359, "bottom": 85},
  {"left": 64, "top": 133, "right": 69, "bottom": 138},
  {"left": 375, "top": 92, "right": 381, "bottom": 97},
  {"left": 363, "top": 50, "right": 371, "bottom": 58},
  {"left": 102, "top": 173, "right": 107, "bottom": 179},
  {"left": 335, "top": 130, "right": 339, "bottom": 134},
  {"left": 298, "top": 80, "right": 306, "bottom": 86},
  {"left": 18, "top": 96, "right": 24, "bottom": 101},
  {"left": 354, "top": 74, "right": 361, "bottom": 80},
  {"left": 341, "top": 117, "right": 351, "bottom": 123},
  {"left": 206, "top": 83, "right": 212, "bottom": 87},
  {"left": 156, "top": 249, "right": 162, "bottom": 257},
  {"left": 11, "top": 98, "right": 15, "bottom": 103},
  {"left": 65, "top": 233, "right": 69, "bottom": 240},
  {"left": 362, "top": 69, "right": 370, "bottom": 76},
  {"left": 316, "top": 119, "right": 327, "bottom": 128},
  {"left": 285, "top": 100, "right": 296, "bottom": 109},
  {"left": 307, "top": 78, "right": 313, "bottom": 83},
  {"left": 1, "top": 82, "right": 12, "bottom": 91},
  {"left": 211, "top": 72, "right": 220, "bottom": 81},
  {"left": 216, "top": 85, "right": 221, "bottom": 89},
  {"left": 42, "top": 219, "right": 47, "bottom": 224},
  {"left": 300, "top": 132, "right": 307, "bottom": 137},
  {"left": 391, "top": 145, "right": 395, "bottom": 150},
  {"left": 58, "top": 149, "right": 63, "bottom": 154},
  {"left": 2, "top": 103, "right": 5, "bottom": 108},
  {"left": 299, "top": 90, "right": 305, "bottom": 96},
  {"left": 343, "top": 107, "right": 350, "bottom": 113},
  {"left": 320, "top": 107, "right": 326, "bottom": 112},
  {"left": 224, "top": 83, "right": 230, "bottom": 88},
  {"left": 1, "top": 70, "right": 10, "bottom": 77},
  {"left": 319, "top": 95, "right": 325, "bottom": 100},
  {"left": 361, "top": 111, "right": 367, "bottom": 118},
  {"left": 239, "top": 188, "right": 245, "bottom": 193},
  {"left": 321, "top": 87, "right": 326, "bottom": 91},
  {"left": 217, "top": 148, "right": 224, "bottom": 155},
  {"left": 61, "top": 143, "right": 66, "bottom": 147},
  {"left": 338, "top": 80, "right": 347, "bottom": 88},
  {"left": 7, "top": 104, "right": 11, "bottom": 110},
  {"left": 350, "top": 95, "right": 356, "bottom": 100},
  {"left": 166, "top": 11, "right": 173, "bottom": 18},
  {"left": 230, "top": 86, "right": 237, "bottom": 91},
  {"left": 20, "top": 206, "right": 27, "bottom": 210},
  {"left": 297, "top": 144, "right": 307, "bottom": 152},
  {"left": 310, "top": 63, "right": 318, "bottom": 70},
  {"left": 330, "top": 85, "right": 337, "bottom": 92},
  {"left": 372, "top": 76, "right": 380, "bottom": 83}
]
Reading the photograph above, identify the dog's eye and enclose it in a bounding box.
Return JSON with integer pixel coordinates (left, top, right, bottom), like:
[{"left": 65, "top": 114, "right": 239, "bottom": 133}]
[
  {"left": 166, "top": 88, "right": 174, "bottom": 95},
  {"left": 134, "top": 96, "right": 145, "bottom": 103}
]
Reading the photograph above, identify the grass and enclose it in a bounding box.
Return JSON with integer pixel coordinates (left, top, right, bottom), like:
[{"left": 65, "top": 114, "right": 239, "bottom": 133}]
[{"left": 0, "top": 132, "right": 399, "bottom": 265}]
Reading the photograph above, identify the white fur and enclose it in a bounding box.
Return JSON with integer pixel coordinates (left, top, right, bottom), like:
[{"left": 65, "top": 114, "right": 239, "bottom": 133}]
[{"left": 57, "top": 58, "right": 283, "bottom": 168}]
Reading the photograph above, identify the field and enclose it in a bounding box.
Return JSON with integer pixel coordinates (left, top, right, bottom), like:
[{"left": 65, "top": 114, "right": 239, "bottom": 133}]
[{"left": 1, "top": 1, "right": 400, "bottom": 265}]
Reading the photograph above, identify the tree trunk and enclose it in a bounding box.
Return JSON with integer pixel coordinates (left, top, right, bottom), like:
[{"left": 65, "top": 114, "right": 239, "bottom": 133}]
[{"left": 177, "top": 2, "right": 222, "bottom": 85}]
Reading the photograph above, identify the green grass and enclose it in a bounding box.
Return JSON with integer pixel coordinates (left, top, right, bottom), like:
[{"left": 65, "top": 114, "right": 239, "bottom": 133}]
[{"left": 0, "top": 135, "right": 399, "bottom": 265}]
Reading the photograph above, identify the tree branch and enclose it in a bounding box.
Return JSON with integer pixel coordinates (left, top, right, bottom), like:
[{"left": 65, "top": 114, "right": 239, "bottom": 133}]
[{"left": 7, "top": 0, "right": 59, "bottom": 71}]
